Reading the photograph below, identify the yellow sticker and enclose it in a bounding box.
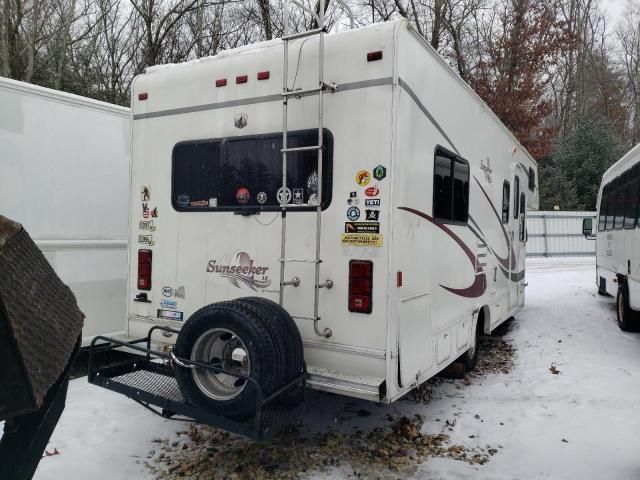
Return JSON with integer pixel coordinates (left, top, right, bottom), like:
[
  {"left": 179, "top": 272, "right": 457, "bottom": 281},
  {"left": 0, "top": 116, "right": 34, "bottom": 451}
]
[
  {"left": 356, "top": 170, "right": 371, "bottom": 186},
  {"left": 341, "top": 233, "right": 383, "bottom": 247}
]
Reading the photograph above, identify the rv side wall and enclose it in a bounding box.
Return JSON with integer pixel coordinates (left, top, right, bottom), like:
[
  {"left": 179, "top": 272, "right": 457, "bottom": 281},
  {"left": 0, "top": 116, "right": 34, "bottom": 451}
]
[
  {"left": 386, "top": 24, "right": 538, "bottom": 400},
  {"left": 0, "top": 78, "right": 130, "bottom": 345}
]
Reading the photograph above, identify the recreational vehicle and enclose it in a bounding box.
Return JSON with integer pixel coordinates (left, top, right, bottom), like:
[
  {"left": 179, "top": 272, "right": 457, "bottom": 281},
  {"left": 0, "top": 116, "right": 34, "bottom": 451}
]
[
  {"left": 89, "top": 15, "right": 538, "bottom": 430},
  {"left": 0, "top": 77, "right": 131, "bottom": 346},
  {"left": 584, "top": 142, "right": 640, "bottom": 331}
]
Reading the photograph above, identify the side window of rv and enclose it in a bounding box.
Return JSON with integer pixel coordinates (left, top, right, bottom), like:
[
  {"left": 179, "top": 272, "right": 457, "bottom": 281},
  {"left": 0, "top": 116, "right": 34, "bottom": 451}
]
[
  {"left": 502, "top": 181, "right": 510, "bottom": 223},
  {"left": 171, "top": 129, "right": 333, "bottom": 211},
  {"left": 624, "top": 177, "right": 639, "bottom": 229},
  {"left": 433, "top": 146, "right": 469, "bottom": 223},
  {"left": 528, "top": 167, "right": 535, "bottom": 191},
  {"left": 513, "top": 177, "right": 520, "bottom": 219}
]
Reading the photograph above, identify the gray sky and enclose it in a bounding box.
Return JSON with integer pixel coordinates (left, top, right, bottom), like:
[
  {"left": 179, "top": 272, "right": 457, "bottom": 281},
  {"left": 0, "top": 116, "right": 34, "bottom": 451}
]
[{"left": 603, "top": 0, "right": 627, "bottom": 27}]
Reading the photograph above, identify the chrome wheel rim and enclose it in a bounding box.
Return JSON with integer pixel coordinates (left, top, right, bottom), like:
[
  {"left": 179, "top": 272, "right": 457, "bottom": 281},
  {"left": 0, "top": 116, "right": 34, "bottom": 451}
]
[{"left": 191, "top": 328, "right": 250, "bottom": 401}]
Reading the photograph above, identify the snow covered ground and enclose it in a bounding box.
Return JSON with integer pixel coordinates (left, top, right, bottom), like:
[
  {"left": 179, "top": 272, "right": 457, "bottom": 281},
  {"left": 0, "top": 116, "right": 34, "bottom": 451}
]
[{"left": 31, "top": 256, "right": 640, "bottom": 480}]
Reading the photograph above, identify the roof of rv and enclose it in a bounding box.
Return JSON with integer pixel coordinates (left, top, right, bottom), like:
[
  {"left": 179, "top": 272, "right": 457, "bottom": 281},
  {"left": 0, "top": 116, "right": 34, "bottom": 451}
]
[
  {"left": 136, "top": 19, "right": 536, "bottom": 167},
  {"left": 144, "top": 21, "right": 397, "bottom": 75}
]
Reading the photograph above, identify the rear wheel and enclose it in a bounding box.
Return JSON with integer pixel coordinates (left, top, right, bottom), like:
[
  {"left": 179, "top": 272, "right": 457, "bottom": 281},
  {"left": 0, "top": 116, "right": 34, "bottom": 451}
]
[
  {"left": 458, "top": 318, "right": 481, "bottom": 371},
  {"left": 616, "top": 284, "right": 639, "bottom": 332},
  {"left": 174, "top": 301, "right": 281, "bottom": 420}
]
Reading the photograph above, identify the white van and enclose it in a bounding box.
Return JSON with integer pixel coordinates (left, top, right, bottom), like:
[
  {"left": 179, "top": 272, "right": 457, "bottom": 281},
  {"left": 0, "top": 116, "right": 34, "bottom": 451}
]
[
  {"left": 115, "top": 18, "right": 538, "bottom": 420},
  {"left": 584, "top": 142, "right": 640, "bottom": 331},
  {"left": 0, "top": 77, "right": 130, "bottom": 346}
]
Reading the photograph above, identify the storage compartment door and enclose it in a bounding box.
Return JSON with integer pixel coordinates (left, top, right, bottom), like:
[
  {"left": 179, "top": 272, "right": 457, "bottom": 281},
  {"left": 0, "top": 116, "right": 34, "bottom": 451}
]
[{"left": 398, "top": 294, "right": 432, "bottom": 386}]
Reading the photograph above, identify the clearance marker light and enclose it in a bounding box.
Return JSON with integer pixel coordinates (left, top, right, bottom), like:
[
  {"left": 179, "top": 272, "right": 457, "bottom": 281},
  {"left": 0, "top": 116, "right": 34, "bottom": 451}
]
[
  {"left": 236, "top": 75, "right": 248, "bottom": 84},
  {"left": 367, "top": 51, "right": 383, "bottom": 62},
  {"left": 216, "top": 78, "right": 227, "bottom": 87},
  {"left": 257, "top": 71, "right": 270, "bottom": 80},
  {"left": 138, "top": 92, "right": 148, "bottom": 100}
]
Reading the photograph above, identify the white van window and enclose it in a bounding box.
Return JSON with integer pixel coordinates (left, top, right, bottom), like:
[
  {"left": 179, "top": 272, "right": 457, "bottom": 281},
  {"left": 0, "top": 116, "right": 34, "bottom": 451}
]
[
  {"left": 614, "top": 186, "right": 625, "bottom": 230},
  {"left": 624, "top": 178, "right": 638, "bottom": 229},
  {"left": 171, "top": 129, "right": 333, "bottom": 211},
  {"left": 598, "top": 189, "right": 607, "bottom": 232},
  {"left": 433, "top": 146, "right": 469, "bottom": 223},
  {"left": 605, "top": 185, "right": 615, "bottom": 230}
]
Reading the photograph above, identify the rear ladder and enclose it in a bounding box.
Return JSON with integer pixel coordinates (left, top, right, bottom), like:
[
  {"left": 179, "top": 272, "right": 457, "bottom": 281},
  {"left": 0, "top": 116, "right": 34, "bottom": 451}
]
[{"left": 278, "top": 0, "right": 354, "bottom": 338}]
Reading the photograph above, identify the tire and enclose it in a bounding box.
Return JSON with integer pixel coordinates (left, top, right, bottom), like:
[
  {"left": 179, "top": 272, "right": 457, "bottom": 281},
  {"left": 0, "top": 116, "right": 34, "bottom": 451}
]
[
  {"left": 235, "top": 297, "right": 304, "bottom": 381},
  {"left": 458, "top": 319, "right": 481, "bottom": 371},
  {"left": 173, "top": 300, "right": 282, "bottom": 420},
  {"left": 616, "top": 284, "right": 639, "bottom": 332}
]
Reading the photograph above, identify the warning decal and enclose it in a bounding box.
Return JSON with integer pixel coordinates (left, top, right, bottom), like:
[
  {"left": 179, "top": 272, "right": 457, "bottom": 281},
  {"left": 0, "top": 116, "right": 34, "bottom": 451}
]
[{"left": 341, "top": 233, "right": 383, "bottom": 247}]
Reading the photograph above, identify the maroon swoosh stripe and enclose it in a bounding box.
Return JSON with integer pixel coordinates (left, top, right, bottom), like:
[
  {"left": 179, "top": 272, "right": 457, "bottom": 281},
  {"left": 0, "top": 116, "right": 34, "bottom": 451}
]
[
  {"left": 397, "top": 207, "right": 486, "bottom": 298},
  {"left": 473, "top": 176, "right": 517, "bottom": 271}
]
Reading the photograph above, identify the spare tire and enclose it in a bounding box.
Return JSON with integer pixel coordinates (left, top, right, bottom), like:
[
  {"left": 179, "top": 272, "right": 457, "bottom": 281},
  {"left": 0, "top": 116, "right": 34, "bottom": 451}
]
[
  {"left": 235, "top": 297, "right": 304, "bottom": 381},
  {"left": 174, "top": 300, "right": 282, "bottom": 420}
]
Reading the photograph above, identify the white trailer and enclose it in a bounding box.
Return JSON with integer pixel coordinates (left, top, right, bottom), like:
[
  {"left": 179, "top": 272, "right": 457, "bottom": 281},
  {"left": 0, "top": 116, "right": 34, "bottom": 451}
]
[
  {"left": 0, "top": 77, "right": 131, "bottom": 346},
  {"left": 585, "top": 142, "right": 640, "bottom": 331},
  {"left": 100, "top": 18, "right": 538, "bottom": 423}
]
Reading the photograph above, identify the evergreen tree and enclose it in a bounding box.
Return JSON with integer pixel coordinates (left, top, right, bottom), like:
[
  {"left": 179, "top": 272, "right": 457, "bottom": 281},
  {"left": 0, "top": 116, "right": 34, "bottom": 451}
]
[{"left": 550, "top": 115, "right": 625, "bottom": 210}]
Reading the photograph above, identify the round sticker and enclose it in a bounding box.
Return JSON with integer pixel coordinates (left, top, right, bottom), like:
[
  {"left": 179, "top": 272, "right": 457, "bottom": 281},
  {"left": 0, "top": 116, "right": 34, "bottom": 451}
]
[
  {"left": 277, "top": 187, "right": 292, "bottom": 204},
  {"left": 356, "top": 170, "right": 371, "bottom": 186},
  {"left": 365, "top": 185, "right": 379, "bottom": 197},
  {"left": 347, "top": 206, "right": 360, "bottom": 221},
  {"left": 257, "top": 191, "right": 267, "bottom": 205},
  {"left": 236, "top": 187, "right": 250, "bottom": 205}
]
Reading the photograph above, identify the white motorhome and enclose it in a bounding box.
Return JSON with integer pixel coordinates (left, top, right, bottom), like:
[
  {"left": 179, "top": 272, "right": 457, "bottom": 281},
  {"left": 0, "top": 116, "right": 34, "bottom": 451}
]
[
  {"left": 120, "top": 18, "right": 538, "bottom": 418},
  {"left": 585, "top": 143, "right": 640, "bottom": 331},
  {"left": 0, "top": 77, "right": 131, "bottom": 346}
]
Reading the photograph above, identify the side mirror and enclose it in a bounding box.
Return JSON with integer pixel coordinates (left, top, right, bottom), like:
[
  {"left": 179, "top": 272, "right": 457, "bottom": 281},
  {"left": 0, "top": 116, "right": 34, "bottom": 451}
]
[{"left": 582, "top": 217, "right": 595, "bottom": 240}]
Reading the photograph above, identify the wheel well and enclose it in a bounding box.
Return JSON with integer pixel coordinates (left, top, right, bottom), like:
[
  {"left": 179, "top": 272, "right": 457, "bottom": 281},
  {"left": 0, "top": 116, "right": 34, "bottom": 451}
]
[{"left": 478, "top": 306, "right": 490, "bottom": 335}]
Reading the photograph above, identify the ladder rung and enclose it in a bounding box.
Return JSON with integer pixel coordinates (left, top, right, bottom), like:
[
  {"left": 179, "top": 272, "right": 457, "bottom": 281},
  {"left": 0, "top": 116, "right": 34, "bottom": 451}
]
[
  {"left": 283, "top": 28, "right": 324, "bottom": 41},
  {"left": 291, "top": 315, "right": 320, "bottom": 321},
  {"left": 282, "top": 145, "right": 322, "bottom": 153},
  {"left": 283, "top": 83, "right": 337, "bottom": 98},
  {"left": 278, "top": 258, "right": 321, "bottom": 264},
  {"left": 283, "top": 86, "right": 323, "bottom": 97}
]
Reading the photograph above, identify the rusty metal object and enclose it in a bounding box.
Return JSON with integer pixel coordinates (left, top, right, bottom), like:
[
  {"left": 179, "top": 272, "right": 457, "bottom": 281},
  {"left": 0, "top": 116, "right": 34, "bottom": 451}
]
[{"left": 0, "top": 215, "right": 84, "bottom": 420}]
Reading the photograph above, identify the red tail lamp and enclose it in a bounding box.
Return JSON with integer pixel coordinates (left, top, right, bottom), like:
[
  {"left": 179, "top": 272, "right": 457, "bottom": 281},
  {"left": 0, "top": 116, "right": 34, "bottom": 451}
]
[
  {"left": 138, "top": 249, "right": 152, "bottom": 291},
  {"left": 349, "top": 260, "right": 373, "bottom": 314}
]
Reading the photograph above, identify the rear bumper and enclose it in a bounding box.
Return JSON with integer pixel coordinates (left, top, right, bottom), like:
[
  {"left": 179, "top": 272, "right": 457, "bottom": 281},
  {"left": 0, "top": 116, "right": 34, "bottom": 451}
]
[{"left": 306, "top": 366, "right": 385, "bottom": 402}]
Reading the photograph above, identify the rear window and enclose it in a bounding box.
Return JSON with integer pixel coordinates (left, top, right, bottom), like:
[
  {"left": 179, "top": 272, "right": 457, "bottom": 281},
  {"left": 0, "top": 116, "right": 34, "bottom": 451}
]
[{"left": 172, "top": 129, "right": 333, "bottom": 211}]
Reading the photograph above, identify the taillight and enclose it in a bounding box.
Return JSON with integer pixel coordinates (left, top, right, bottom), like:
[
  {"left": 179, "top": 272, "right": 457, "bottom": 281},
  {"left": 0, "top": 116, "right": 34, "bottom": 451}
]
[
  {"left": 349, "top": 260, "right": 373, "bottom": 314},
  {"left": 138, "top": 249, "right": 152, "bottom": 290}
]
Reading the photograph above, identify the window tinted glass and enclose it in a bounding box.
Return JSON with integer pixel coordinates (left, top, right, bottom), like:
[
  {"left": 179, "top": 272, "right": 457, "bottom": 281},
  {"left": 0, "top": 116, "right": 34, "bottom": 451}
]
[
  {"left": 452, "top": 159, "right": 469, "bottom": 222},
  {"left": 625, "top": 180, "right": 638, "bottom": 229},
  {"left": 502, "top": 181, "right": 510, "bottom": 223},
  {"left": 514, "top": 177, "right": 520, "bottom": 219},
  {"left": 433, "top": 146, "right": 469, "bottom": 223},
  {"left": 172, "top": 129, "right": 332, "bottom": 211},
  {"left": 605, "top": 186, "right": 615, "bottom": 230},
  {"left": 433, "top": 154, "right": 452, "bottom": 220},
  {"left": 528, "top": 167, "right": 535, "bottom": 191},
  {"left": 598, "top": 192, "right": 607, "bottom": 232},
  {"left": 614, "top": 187, "right": 625, "bottom": 229}
]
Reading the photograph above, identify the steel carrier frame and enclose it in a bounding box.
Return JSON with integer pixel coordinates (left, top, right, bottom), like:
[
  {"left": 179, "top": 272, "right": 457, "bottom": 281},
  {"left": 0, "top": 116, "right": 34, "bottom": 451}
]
[{"left": 88, "top": 326, "right": 307, "bottom": 441}]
